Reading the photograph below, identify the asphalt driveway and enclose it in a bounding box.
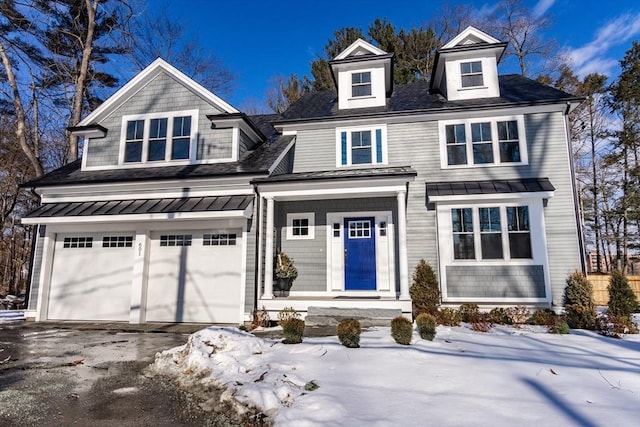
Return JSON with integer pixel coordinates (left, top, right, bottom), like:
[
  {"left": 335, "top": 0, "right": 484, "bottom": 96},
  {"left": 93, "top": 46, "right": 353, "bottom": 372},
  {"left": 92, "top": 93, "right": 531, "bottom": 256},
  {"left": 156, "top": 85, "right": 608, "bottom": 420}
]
[{"left": 0, "top": 321, "right": 256, "bottom": 426}]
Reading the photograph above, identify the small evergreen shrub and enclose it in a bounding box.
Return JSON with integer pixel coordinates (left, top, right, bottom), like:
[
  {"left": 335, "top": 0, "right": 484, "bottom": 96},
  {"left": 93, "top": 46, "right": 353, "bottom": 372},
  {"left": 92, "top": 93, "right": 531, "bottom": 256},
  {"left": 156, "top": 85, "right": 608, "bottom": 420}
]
[
  {"left": 415, "top": 313, "right": 437, "bottom": 341},
  {"left": 531, "top": 309, "right": 556, "bottom": 326},
  {"left": 390, "top": 316, "right": 413, "bottom": 345},
  {"left": 548, "top": 317, "right": 570, "bottom": 334},
  {"left": 281, "top": 318, "right": 305, "bottom": 344},
  {"left": 337, "top": 318, "right": 362, "bottom": 348},
  {"left": 608, "top": 270, "right": 638, "bottom": 318},
  {"left": 488, "top": 307, "right": 511, "bottom": 325},
  {"left": 506, "top": 306, "right": 531, "bottom": 326},
  {"left": 597, "top": 312, "right": 639, "bottom": 338},
  {"left": 410, "top": 260, "right": 440, "bottom": 318},
  {"left": 470, "top": 312, "right": 492, "bottom": 332},
  {"left": 438, "top": 308, "right": 462, "bottom": 326},
  {"left": 563, "top": 271, "right": 596, "bottom": 330},
  {"left": 459, "top": 303, "right": 480, "bottom": 322}
]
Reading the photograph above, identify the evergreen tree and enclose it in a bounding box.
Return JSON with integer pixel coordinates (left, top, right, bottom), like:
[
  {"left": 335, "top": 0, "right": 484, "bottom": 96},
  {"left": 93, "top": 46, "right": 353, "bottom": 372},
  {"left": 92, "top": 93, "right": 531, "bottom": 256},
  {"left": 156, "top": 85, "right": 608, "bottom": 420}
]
[
  {"left": 409, "top": 259, "right": 440, "bottom": 318},
  {"left": 563, "top": 271, "right": 596, "bottom": 329},
  {"left": 608, "top": 270, "right": 638, "bottom": 318}
]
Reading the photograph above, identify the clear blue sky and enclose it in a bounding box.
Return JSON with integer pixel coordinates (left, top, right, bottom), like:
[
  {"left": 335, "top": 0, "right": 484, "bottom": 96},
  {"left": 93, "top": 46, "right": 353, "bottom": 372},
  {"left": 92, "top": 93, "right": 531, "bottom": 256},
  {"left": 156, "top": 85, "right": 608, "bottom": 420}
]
[{"left": 156, "top": 0, "right": 640, "bottom": 110}]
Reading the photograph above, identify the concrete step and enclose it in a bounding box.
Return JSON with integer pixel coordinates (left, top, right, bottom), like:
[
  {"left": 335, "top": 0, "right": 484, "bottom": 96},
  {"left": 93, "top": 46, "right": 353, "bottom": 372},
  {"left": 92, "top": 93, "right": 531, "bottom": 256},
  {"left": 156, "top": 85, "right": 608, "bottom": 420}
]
[{"left": 305, "top": 306, "right": 402, "bottom": 327}]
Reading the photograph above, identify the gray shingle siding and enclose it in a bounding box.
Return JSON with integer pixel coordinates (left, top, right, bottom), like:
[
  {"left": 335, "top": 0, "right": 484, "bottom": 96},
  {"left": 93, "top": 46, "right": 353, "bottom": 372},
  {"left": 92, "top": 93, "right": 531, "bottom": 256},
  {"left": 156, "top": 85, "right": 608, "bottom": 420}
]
[
  {"left": 239, "top": 129, "right": 256, "bottom": 157},
  {"left": 275, "top": 198, "right": 397, "bottom": 292},
  {"left": 85, "top": 71, "right": 228, "bottom": 167},
  {"left": 446, "top": 265, "right": 546, "bottom": 298},
  {"left": 197, "top": 127, "right": 233, "bottom": 160}
]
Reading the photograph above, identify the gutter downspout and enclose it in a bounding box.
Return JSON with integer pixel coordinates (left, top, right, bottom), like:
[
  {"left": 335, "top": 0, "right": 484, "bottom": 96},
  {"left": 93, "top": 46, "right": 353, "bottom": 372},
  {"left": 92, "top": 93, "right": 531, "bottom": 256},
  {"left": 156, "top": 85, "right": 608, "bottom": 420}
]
[{"left": 252, "top": 184, "right": 261, "bottom": 315}]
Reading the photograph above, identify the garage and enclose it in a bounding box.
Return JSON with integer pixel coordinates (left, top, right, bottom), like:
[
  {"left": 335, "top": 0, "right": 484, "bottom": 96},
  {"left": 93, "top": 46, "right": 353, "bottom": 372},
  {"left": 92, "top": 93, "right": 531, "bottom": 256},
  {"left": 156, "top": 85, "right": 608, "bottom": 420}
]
[
  {"left": 145, "top": 229, "right": 243, "bottom": 323},
  {"left": 48, "top": 233, "right": 135, "bottom": 321}
]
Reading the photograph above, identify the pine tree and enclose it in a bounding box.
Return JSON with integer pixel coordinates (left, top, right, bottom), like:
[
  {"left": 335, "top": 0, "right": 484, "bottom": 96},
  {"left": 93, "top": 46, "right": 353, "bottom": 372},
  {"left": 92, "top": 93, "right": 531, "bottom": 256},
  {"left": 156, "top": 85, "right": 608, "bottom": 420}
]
[
  {"left": 608, "top": 270, "right": 638, "bottom": 318},
  {"left": 563, "top": 271, "right": 596, "bottom": 329},
  {"left": 409, "top": 259, "right": 440, "bottom": 318}
]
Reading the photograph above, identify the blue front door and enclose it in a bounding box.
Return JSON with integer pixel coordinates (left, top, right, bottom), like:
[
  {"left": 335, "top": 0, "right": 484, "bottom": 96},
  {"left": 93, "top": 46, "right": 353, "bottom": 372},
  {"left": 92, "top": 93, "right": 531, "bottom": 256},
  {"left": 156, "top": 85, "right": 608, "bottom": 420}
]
[{"left": 344, "top": 217, "right": 376, "bottom": 290}]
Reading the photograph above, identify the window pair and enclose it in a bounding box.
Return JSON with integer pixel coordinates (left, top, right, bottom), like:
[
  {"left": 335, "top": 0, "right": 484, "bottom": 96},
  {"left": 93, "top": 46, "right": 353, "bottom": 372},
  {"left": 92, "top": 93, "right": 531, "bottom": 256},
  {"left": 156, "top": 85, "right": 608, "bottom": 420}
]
[
  {"left": 452, "top": 206, "right": 531, "bottom": 260},
  {"left": 124, "top": 116, "right": 192, "bottom": 163}
]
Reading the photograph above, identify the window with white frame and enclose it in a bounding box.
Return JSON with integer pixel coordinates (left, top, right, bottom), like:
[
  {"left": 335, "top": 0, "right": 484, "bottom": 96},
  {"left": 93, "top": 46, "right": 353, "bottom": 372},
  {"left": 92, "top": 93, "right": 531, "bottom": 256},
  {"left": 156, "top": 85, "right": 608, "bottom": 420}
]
[
  {"left": 102, "top": 236, "right": 133, "bottom": 248},
  {"left": 63, "top": 237, "right": 93, "bottom": 249},
  {"left": 203, "top": 233, "right": 236, "bottom": 246},
  {"left": 337, "top": 125, "right": 386, "bottom": 167},
  {"left": 286, "top": 213, "right": 315, "bottom": 240},
  {"left": 460, "top": 61, "right": 483, "bottom": 88},
  {"left": 450, "top": 205, "right": 532, "bottom": 261},
  {"left": 440, "top": 116, "right": 526, "bottom": 168},
  {"left": 159, "top": 234, "right": 192, "bottom": 247},
  {"left": 351, "top": 72, "right": 372, "bottom": 97},
  {"left": 121, "top": 110, "right": 196, "bottom": 164}
]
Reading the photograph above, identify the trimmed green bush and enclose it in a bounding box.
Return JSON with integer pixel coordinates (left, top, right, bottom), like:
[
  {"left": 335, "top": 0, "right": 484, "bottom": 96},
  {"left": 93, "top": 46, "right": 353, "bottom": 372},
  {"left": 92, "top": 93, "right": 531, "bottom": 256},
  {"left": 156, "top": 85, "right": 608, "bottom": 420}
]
[
  {"left": 459, "top": 303, "right": 480, "bottom": 322},
  {"left": 438, "top": 308, "right": 461, "bottom": 326},
  {"left": 531, "top": 309, "right": 556, "bottom": 326},
  {"left": 409, "top": 260, "right": 440, "bottom": 318},
  {"left": 415, "top": 313, "right": 437, "bottom": 341},
  {"left": 608, "top": 270, "right": 638, "bottom": 318},
  {"left": 548, "top": 317, "right": 570, "bottom": 334},
  {"left": 337, "top": 318, "right": 362, "bottom": 348},
  {"left": 488, "top": 307, "right": 511, "bottom": 325},
  {"left": 563, "top": 271, "right": 596, "bottom": 329},
  {"left": 281, "top": 318, "right": 305, "bottom": 344},
  {"left": 391, "top": 316, "right": 413, "bottom": 345}
]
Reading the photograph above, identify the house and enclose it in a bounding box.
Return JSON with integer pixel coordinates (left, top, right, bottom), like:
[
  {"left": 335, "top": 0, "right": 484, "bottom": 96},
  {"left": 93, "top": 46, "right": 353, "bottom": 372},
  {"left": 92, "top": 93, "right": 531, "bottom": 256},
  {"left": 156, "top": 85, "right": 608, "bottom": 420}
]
[{"left": 22, "top": 27, "right": 585, "bottom": 324}]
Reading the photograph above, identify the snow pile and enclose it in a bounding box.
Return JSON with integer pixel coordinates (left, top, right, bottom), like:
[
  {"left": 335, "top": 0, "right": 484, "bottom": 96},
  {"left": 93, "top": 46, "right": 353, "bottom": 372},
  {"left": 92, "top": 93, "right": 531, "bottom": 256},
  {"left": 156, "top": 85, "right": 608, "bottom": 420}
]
[{"left": 153, "top": 325, "right": 640, "bottom": 426}]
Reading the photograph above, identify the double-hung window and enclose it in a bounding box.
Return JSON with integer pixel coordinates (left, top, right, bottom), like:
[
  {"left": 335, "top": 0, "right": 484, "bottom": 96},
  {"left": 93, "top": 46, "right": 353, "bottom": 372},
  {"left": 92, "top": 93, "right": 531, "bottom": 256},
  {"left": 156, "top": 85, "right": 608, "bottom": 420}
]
[
  {"left": 450, "top": 205, "right": 532, "bottom": 261},
  {"left": 440, "top": 116, "right": 526, "bottom": 168},
  {"left": 352, "top": 72, "right": 372, "bottom": 97},
  {"left": 337, "top": 125, "right": 386, "bottom": 167},
  {"left": 460, "top": 61, "right": 483, "bottom": 88},
  {"left": 121, "top": 110, "right": 197, "bottom": 164}
]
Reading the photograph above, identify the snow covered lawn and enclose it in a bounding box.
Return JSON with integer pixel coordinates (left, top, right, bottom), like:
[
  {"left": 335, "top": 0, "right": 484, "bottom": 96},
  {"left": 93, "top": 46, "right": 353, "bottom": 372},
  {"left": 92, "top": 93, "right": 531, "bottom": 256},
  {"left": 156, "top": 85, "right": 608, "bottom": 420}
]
[{"left": 153, "top": 325, "right": 640, "bottom": 426}]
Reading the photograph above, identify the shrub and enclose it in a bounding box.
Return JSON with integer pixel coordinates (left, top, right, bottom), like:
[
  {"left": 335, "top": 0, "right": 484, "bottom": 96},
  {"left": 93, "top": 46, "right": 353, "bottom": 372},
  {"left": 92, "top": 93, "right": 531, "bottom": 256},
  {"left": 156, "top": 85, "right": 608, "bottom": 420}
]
[
  {"left": 608, "top": 270, "right": 638, "bottom": 318},
  {"left": 488, "top": 307, "right": 511, "bottom": 325},
  {"left": 390, "top": 316, "right": 413, "bottom": 345},
  {"left": 281, "top": 318, "right": 305, "bottom": 344},
  {"left": 563, "top": 271, "right": 596, "bottom": 330},
  {"left": 409, "top": 260, "right": 440, "bottom": 318},
  {"left": 548, "top": 317, "right": 570, "bottom": 334},
  {"left": 506, "top": 306, "right": 531, "bottom": 326},
  {"left": 337, "top": 318, "right": 362, "bottom": 348},
  {"left": 438, "top": 308, "right": 462, "bottom": 326},
  {"left": 251, "top": 306, "right": 270, "bottom": 329},
  {"left": 470, "top": 312, "right": 492, "bottom": 332},
  {"left": 277, "top": 307, "right": 301, "bottom": 326},
  {"left": 415, "top": 313, "right": 437, "bottom": 341},
  {"left": 531, "top": 309, "right": 556, "bottom": 326},
  {"left": 597, "top": 312, "right": 639, "bottom": 338},
  {"left": 459, "top": 303, "right": 479, "bottom": 322}
]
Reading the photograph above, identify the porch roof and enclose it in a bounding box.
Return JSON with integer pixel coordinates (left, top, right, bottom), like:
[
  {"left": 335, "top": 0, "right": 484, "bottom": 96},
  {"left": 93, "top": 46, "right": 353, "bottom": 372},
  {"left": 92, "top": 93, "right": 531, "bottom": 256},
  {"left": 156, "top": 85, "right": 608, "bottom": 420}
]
[
  {"left": 252, "top": 166, "right": 417, "bottom": 184},
  {"left": 23, "top": 195, "right": 253, "bottom": 219},
  {"left": 426, "top": 177, "right": 555, "bottom": 199}
]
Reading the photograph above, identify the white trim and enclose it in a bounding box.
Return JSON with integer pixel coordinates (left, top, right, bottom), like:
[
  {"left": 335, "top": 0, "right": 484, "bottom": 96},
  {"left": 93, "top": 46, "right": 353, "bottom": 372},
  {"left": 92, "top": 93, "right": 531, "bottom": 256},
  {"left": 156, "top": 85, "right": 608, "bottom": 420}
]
[
  {"left": 22, "top": 205, "right": 253, "bottom": 225},
  {"left": 428, "top": 191, "right": 554, "bottom": 203},
  {"left": 238, "top": 225, "right": 249, "bottom": 323},
  {"left": 118, "top": 109, "right": 199, "bottom": 165},
  {"left": 334, "top": 38, "right": 387, "bottom": 60},
  {"left": 78, "top": 58, "right": 237, "bottom": 126},
  {"left": 438, "top": 115, "right": 528, "bottom": 169},
  {"left": 286, "top": 212, "right": 315, "bottom": 240},
  {"left": 335, "top": 124, "right": 387, "bottom": 167},
  {"left": 268, "top": 136, "right": 296, "bottom": 174},
  {"left": 260, "top": 183, "right": 407, "bottom": 200},
  {"left": 442, "top": 26, "right": 501, "bottom": 49}
]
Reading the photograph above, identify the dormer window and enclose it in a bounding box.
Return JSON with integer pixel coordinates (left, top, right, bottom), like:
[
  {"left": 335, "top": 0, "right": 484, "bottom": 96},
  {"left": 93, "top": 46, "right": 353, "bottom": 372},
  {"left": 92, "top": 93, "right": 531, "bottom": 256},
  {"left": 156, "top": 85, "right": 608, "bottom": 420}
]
[
  {"left": 352, "top": 72, "right": 372, "bottom": 97},
  {"left": 120, "top": 110, "right": 197, "bottom": 164},
  {"left": 460, "top": 61, "right": 483, "bottom": 87}
]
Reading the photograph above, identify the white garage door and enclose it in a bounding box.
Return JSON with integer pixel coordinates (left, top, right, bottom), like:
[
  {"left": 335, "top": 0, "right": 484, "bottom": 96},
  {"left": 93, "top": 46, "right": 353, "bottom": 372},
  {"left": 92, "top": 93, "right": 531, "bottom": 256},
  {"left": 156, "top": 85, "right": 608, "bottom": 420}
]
[
  {"left": 145, "top": 230, "right": 243, "bottom": 323},
  {"left": 48, "top": 234, "right": 134, "bottom": 321}
]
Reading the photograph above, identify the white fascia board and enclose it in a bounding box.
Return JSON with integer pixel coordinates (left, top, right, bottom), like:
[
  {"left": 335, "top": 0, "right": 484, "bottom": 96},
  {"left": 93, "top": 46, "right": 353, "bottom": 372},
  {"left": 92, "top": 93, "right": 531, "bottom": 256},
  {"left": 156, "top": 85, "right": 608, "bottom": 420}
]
[
  {"left": 334, "top": 38, "right": 387, "bottom": 60},
  {"left": 78, "top": 58, "right": 238, "bottom": 126},
  {"left": 429, "top": 191, "right": 554, "bottom": 203},
  {"left": 21, "top": 207, "right": 252, "bottom": 225},
  {"left": 261, "top": 183, "right": 408, "bottom": 200},
  {"left": 442, "top": 26, "right": 501, "bottom": 48},
  {"left": 276, "top": 103, "right": 568, "bottom": 133}
]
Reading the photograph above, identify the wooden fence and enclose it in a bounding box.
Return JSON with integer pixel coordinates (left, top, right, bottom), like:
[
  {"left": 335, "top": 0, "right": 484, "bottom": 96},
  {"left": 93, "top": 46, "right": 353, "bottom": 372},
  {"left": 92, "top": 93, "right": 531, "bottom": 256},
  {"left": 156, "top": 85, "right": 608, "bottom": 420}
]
[{"left": 587, "top": 274, "right": 640, "bottom": 305}]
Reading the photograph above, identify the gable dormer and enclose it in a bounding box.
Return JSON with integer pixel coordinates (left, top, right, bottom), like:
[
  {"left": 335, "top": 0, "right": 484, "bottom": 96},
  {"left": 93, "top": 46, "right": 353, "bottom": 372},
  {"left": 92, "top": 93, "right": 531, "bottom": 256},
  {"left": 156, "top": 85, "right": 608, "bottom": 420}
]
[
  {"left": 329, "top": 39, "right": 393, "bottom": 110},
  {"left": 430, "top": 26, "right": 507, "bottom": 101},
  {"left": 71, "top": 58, "right": 266, "bottom": 171}
]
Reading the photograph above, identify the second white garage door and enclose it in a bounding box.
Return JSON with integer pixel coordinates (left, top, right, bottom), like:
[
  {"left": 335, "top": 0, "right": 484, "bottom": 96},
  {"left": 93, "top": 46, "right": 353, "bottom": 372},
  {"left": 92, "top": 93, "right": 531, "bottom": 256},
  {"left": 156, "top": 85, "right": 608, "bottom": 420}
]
[{"left": 145, "top": 230, "right": 243, "bottom": 323}]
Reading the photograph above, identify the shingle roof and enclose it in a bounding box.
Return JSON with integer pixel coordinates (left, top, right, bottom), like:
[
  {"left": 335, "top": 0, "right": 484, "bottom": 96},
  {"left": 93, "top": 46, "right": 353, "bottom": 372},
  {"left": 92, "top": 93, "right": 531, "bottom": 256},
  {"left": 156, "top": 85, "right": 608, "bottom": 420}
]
[
  {"left": 278, "top": 75, "right": 580, "bottom": 122},
  {"left": 24, "top": 195, "right": 253, "bottom": 219},
  {"left": 253, "top": 166, "right": 416, "bottom": 184},
  {"left": 23, "top": 114, "right": 292, "bottom": 188},
  {"left": 426, "top": 178, "right": 555, "bottom": 199}
]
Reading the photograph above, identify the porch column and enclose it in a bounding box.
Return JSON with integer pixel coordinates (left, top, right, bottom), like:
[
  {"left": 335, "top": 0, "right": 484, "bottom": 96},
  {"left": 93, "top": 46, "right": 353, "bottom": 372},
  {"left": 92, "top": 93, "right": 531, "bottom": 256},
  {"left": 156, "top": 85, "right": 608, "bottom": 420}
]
[
  {"left": 397, "top": 190, "right": 410, "bottom": 300},
  {"left": 263, "top": 196, "right": 275, "bottom": 300}
]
